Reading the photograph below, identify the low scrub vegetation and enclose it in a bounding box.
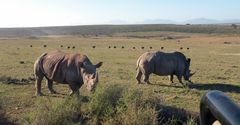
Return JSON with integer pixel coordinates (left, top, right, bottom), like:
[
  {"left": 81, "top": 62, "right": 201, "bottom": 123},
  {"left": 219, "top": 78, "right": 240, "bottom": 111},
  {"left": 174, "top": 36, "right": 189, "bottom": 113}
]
[
  {"left": 27, "top": 96, "right": 82, "bottom": 125},
  {"left": 24, "top": 84, "right": 198, "bottom": 125},
  {"left": 88, "top": 84, "right": 160, "bottom": 125}
]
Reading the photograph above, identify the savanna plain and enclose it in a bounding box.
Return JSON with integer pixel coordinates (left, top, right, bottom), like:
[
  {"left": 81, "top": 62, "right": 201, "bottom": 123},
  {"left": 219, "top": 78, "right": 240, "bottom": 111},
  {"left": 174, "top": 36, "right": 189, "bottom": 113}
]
[{"left": 0, "top": 26, "right": 240, "bottom": 125}]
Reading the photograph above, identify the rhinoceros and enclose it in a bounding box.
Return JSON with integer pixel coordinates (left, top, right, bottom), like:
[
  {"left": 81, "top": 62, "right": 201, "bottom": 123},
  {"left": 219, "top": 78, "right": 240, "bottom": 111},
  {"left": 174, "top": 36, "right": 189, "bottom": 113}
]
[
  {"left": 136, "top": 51, "right": 195, "bottom": 86},
  {"left": 34, "top": 50, "right": 102, "bottom": 96}
]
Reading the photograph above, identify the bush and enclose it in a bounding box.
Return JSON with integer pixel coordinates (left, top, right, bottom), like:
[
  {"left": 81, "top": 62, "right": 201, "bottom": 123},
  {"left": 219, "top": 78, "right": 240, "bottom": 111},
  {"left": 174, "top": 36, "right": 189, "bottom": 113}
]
[
  {"left": 33, "top": 96, "right": 82, "bottom": 125},
  {"left": 88, "top": 84, "right": 161, "bottom": 125},
  {"left": 115, "top": 88, "right": 159, "bottom": 125},
  {"left": 88, "top": 84, "right": 125, "bottom": 124},
  {"left": 24, "top": 84, "right": 198, "bottom": 125}
]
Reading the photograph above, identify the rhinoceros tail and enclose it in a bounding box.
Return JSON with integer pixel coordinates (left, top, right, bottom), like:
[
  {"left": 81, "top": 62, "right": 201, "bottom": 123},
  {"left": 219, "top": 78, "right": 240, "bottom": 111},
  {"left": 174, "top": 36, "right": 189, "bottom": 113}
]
[
  {"left": 136, "top": 56, "right": 141, "bottom": 70},
  {"left": 34, "top": 52, "right": 48, "bottom": 77}
]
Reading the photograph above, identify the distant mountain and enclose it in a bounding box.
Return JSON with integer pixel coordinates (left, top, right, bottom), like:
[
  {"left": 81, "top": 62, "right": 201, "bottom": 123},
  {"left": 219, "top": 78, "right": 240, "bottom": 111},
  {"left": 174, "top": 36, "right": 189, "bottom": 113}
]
[
  {"left": 183, "top": 18, "right": 220, "bottom": 24},
  {"left": 183, "top": 18, "right": 240, "bottom": 24},
  {"left": 139, "top": 19, "right": 176, "bottom": 24},
  {"left": 107, "top": 18, "right": 240, "bottom": 25},
  {"left": 107, "top": 20, "right": 129, "bottom": 24}
]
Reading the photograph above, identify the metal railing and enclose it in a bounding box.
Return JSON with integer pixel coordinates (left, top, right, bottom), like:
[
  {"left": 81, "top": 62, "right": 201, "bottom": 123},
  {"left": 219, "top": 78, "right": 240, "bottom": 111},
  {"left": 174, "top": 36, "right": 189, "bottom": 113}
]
[{"left": 200, "top": 90, "right": 240, "bottom": 125}]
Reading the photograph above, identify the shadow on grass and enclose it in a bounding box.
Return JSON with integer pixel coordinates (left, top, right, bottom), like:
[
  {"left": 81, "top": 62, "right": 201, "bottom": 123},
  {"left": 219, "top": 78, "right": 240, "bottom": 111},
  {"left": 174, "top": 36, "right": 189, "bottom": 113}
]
[
  {"left": 0, "top": 108, "right": 18, "bottom": 125},
  {"left": 157, "top": 105, "right": 199, "bottom": 125},
  {"left": 150, "top": 82, "right": 240, "bottom": 93},
  {"left": 46, "top": 94, "right": 90, "bottom": 103},
  {"left": 148, "top": 83, "right": 183, "bottom": 88},
  {"left": 188, "top": 83, "right": 240, "bottom": 93}
]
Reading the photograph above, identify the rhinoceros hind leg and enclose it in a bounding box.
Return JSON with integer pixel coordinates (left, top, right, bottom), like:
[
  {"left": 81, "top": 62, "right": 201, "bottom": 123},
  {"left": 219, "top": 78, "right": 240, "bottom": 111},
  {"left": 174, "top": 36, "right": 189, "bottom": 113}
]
[
  {"left": 136, "top": 68, "right": 142, "bottom": 84},
  {"left": 35, "top": 75, "right": 44, "bottom": 96},
  {"left": 46, "top": 79, "right": 57, "bottom": 94},
  {"left": 143, "top": 74, "right": 151, "bottom": 84}
]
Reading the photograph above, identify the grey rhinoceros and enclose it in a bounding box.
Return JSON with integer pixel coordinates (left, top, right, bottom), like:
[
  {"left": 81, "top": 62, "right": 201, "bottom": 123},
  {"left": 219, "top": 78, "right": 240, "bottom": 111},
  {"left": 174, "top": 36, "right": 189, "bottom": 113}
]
[
  {"left": 136, "top": 51, "right": 195, "bottom": 86},
  {"left": 34, "top": 50, "right": 102, "bottom": 96}
]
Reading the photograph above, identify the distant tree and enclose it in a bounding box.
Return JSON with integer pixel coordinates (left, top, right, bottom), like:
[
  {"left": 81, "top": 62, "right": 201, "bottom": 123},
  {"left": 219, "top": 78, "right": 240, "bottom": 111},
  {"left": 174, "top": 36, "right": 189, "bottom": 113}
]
[{"left": 231, "top": 24, "right": 238, "bottom": 29}]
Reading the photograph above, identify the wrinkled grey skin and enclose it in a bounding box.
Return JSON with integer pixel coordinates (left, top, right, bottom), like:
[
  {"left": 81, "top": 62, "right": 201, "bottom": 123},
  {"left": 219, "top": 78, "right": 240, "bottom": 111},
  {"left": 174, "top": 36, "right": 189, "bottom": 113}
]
[
  {"left": 136, "top": 51, "right": 195, "bottom": 86},
  {"left": 34, "top": 51, "right": 102, "bottom": 96}
]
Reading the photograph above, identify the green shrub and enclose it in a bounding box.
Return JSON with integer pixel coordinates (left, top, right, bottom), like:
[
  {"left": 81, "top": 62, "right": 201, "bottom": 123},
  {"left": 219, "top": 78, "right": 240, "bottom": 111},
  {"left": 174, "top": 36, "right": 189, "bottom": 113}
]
[
  {"left": 88, "top": 84, "right": 125, "bottom": 124},
  {"left": 26, "top": 84, "right": 198, "bottom": 125},
  {"left": 184, "top": 117, "right": 198, "bottom": 125},
  {"left": 88, "top": 84, "right": 160, "bottom": 125},
  {"left": 115, "top": 88, "right": 159, "bottom": 125},
  {"left": 33, "top": 96, "right": 81, "bottom": 125}
]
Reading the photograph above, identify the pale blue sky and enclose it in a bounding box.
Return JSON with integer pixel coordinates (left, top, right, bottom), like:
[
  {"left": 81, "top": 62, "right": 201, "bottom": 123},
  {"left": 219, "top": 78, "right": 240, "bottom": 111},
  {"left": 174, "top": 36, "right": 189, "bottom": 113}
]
[{"left": 0, "top": 0, "right": 239, "bottom": 27}]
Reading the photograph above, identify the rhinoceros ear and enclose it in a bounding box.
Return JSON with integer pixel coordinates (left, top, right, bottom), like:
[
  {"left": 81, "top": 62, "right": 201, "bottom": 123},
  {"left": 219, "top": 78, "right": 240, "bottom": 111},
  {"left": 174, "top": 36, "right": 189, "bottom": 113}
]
[
  {"left": 187, "top": 58, "right": 191, "bottom": 65},
  {"left": 95, "top": 62, "right": 103, "bottom": 68}
]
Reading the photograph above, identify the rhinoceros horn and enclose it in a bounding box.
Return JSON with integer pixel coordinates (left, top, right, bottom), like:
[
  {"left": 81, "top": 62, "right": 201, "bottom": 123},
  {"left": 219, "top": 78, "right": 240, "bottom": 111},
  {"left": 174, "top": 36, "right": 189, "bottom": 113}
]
[
  {"left": 190, "top": 71, "right": 196, "bottom": 77},
  {"left": 94, "top": 72, "right": 98, "bottom": 82}
]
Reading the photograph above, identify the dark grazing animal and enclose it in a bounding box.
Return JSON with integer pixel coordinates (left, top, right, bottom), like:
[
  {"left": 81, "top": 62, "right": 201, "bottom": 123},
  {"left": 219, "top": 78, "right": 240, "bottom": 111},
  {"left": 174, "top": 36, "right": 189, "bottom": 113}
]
[
  {"left": 34, "top": 50, "right": 102, "bottom": 96},
  {"left": 136, "top": 51, "right": 195, "bottom": 86}
]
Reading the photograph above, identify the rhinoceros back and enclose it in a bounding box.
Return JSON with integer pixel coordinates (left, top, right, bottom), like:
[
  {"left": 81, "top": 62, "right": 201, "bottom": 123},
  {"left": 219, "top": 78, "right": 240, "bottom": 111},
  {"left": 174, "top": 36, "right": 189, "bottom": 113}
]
[
  {"left": 41, "top": 51, "right": 66, "bottom": 81},
  {"left": 144, "top": 51, "right": 188, "bottom": 76},
  {"left": 155, "top": 51, "right": 188, "bottom": 75}
]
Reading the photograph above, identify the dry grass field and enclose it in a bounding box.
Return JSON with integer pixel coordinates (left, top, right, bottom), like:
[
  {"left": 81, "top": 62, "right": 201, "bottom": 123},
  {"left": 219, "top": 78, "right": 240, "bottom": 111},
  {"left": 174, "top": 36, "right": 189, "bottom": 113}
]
[{"left": 0, "top": 30, "right": 240, "bottom": 124}]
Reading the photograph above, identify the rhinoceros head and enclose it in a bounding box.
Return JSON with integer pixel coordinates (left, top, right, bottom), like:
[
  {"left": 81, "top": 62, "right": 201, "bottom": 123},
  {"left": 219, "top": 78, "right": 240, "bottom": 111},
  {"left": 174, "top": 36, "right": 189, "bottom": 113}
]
[
  {"left": 184, "top": 58, "right": 195, "bottom": 81},
  {"left": 81, "top": 62, "right": 102, "bottom": 91}
]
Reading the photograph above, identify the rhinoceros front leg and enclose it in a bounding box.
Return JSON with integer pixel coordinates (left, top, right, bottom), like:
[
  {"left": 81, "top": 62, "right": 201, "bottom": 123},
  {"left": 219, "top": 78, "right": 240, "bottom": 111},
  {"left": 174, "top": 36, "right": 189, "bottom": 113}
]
[
  {"left": 176, "top": 75, "right": 185, "bottom": 87},
  {"left": 136, "top": 68, "right": 142, "bottom": 84},
  {"left": 35, "top": 75, "right": 44, "bottom": 96},
  {"left": 46, "top": 79, "right": 57, "bottom": 94},
  {"left": 168, "top": 75, "right": 174, "bottom": 85},
  {"left": 69, "top": 83, "right": 80, "bottom": 96}
]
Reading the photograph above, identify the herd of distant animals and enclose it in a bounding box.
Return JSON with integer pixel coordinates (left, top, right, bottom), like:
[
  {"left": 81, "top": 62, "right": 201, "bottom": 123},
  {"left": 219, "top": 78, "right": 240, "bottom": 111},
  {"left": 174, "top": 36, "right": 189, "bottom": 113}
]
[{"left": 25, "top": 44, "right": 190, "bottom": 50}]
